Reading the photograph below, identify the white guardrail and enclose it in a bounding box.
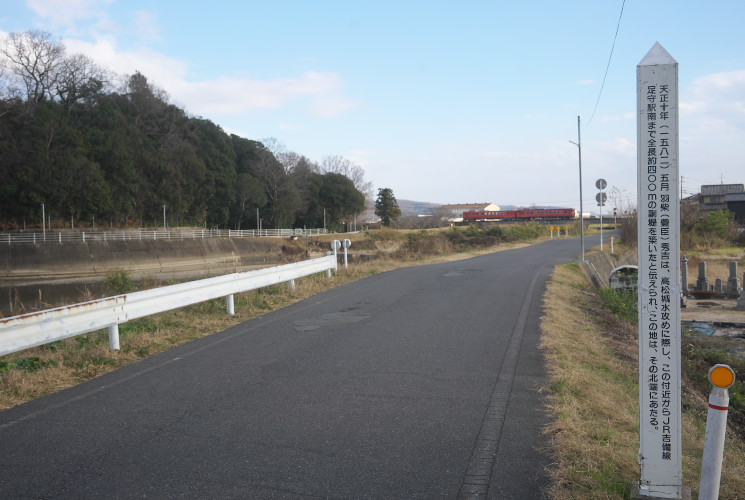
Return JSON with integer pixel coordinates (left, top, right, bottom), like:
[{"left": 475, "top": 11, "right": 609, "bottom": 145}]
[
  {"left": 0, "top": 255, "right": 337, "bottom": 357},
  {"left": 0, "top": 228, "right": 329, "bottom": 244}
]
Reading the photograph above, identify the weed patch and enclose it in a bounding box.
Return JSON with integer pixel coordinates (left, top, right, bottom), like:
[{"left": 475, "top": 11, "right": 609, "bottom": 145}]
[
  {"left": 541, "top": 264, "right": 745, "bottom": 499},
  {"left": 597, "top": 287, "right": 638, "bottom": 323}
]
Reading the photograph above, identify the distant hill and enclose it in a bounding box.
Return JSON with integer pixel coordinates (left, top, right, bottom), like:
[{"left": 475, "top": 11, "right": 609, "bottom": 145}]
[
  {"left": 397, "top": 199, "right": 442, "bottom": 215},
  {"left": 389, "top": 201, "right": 576, "bottom": 217}
]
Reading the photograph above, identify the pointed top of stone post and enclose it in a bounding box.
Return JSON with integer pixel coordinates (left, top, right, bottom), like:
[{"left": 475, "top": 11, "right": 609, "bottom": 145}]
[{"left": 639, "top": 42, "right": 677, "bottom": 66}]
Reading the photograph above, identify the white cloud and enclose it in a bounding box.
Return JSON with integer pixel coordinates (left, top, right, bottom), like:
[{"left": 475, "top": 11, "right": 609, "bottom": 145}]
[
  {"left": 681, "top": 70, "right": 745, "bottom": 132},
  {"left": 64, "top": 32, "right": 360, "bottom": 119},
  {"left": 61, "top": 36, "right": 360, "bottom": 125},
  {"left": 171, "top": 72, "right": 359, "bottom": 117},
  {"left": 27, "top": 0, "right": 113, "bottom": 30},
  {"left": 13, "top": 1, "right": 358, "bottom": 123},
  {"left": 345, "top": 149, "right": 374, "bottom": 167},
  {"left": 64, "top": 36, "right": 189, "bottom": 84}
]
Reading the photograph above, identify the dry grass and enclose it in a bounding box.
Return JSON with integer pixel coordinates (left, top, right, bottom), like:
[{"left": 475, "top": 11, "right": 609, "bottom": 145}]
[
  {"left": 541, "top": 263, "right": 745, "bottom": 499},
  {"left": 684, "top": 253, "right": 743, "bottom": 288}
]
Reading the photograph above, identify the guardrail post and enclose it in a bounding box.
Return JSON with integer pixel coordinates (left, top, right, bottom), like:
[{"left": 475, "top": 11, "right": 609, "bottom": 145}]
[
  {"left": 108, "top": 324, "right": 120, "bottom": 350},
  {"left": 226, "top": 294, "right": 235, "bottom": 315},
  {"left": 289, "top": 279, "right": 296, "bottom": 291}
]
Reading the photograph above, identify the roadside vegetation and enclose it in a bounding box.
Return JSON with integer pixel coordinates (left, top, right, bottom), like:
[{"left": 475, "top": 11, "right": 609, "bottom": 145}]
[
  {"left": 541, "top": 263, "right": 745, "bottom": 499},
  {"left": 544, "top": 206, "right": 744, "bottom": 498}
]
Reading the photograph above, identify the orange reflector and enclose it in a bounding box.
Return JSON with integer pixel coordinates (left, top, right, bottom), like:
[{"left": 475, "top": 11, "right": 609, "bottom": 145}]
[{"left": 708, "top": 364, "right": 735, "bottom": 388}]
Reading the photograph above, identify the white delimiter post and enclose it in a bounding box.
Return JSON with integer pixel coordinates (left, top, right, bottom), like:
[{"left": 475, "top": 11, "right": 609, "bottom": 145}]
[{"left": 636, "top": 42, "right": 683, "bottom": 498}]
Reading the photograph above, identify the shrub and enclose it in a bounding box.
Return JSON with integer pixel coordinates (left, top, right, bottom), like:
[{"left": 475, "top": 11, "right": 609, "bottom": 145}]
[
  {"left": 105, "top": 269, "right": 133, "bottom": 295},
  {"left": 504, "top": 222, "right": 543, "bottom": 241},
  {"left": 597, "top": 287, "right": 638, "bottom": 323},
  {"left": 696, "top": 210, "right": 735, "bottom": 239}
]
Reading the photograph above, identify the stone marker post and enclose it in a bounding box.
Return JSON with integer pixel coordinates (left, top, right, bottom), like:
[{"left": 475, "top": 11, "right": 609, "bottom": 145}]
[
  {"left": 696, "top": 262, "right": 709, "bottom": 292},
  {"left": 681, "top": 257, "right": 689, "bottom": 297},
  {"left": 725, "top": 261, "right": 740, "bottom": 298},
  {"left": 636, "top": 42, "right": 683, "bottom": 499},
  {"left": 737, "top": 287, "right": 745, "bottom": 311}
]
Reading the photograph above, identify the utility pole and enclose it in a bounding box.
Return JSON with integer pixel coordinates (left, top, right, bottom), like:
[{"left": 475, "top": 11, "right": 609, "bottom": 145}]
[{"left": 569, "top": 116, "right": 585, "bottom": 261}]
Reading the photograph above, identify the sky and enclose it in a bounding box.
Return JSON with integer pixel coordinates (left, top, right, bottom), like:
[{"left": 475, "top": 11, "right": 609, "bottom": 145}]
[{"left": 1, "top": 0, "right": 744, "bottom": 214}]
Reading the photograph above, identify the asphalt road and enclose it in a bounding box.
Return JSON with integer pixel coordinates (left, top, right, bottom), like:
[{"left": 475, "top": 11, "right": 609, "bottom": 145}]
[{"left": 0, "top": 236, "right": 597, "bottom": 499}]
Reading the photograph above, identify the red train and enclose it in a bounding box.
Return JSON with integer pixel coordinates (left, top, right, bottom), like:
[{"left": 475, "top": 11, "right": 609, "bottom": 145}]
[{"left": 463, "top": 208, "right": 576, "bottom": 221}]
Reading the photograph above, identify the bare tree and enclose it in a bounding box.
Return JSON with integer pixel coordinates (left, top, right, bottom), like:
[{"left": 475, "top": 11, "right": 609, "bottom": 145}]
[
  {"left": 608, "top": 186, "right": 634, "bottom": 216},
  {"left": 56, "top": 53, "right": 113, "bottom": 106},
  {"left": 321, "top": 155, "right": 373, "bottom": 199},
  {"left": 251, "top": 144, "right": 300, "bottom": 228},
  {"left": 1, "top": 30, "right": 65, "bottom": 103},
  {"left": 260, "top": 137, "right": 320, "bottom": 176}
]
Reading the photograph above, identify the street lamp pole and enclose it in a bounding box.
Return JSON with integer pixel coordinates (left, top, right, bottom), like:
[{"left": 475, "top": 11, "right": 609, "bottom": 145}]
[{"left": 569, "top": 116, "right": 585, "bottom": 261}]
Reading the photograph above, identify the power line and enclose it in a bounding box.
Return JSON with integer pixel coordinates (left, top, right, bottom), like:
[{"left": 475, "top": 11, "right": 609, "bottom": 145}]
[
  {"left": 588, "top": 0, "right": 626, "bottom": 126},
  {"left": 683, "top": 176, "right": 720, "bottom": 185}
]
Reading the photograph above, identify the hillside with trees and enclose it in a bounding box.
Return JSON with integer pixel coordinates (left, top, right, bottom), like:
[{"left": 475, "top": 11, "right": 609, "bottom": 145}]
[{"left": 0, "top": 30, "right": 368, "bottom": 231}]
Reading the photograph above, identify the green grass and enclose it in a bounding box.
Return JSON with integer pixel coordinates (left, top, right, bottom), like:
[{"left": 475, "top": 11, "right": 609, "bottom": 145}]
[{"left": 597, "top": 287, "right": 638, "bottom": 323}]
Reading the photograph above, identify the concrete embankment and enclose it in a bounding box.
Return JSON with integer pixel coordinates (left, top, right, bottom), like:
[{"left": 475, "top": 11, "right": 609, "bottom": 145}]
[
  {"left": 580, "top": 250, "right": 636, "bottom": 288},
  {"left": 0, "top": 237, "right": 307, "bottom": 315},
  {"left": 0, "top": 237, "right": 305, "bottom": 285}
]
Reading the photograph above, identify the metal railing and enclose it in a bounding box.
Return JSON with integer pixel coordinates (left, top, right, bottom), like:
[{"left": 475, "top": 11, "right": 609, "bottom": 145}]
[
  {"left": 0, "top": 255, "right": 337, "bottom": 356},
  {"left": 0, "top": 228, "right": 328, "bottom": 244}
]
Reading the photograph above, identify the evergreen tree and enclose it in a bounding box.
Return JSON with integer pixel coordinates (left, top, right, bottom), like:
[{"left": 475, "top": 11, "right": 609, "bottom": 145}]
[{"left": 374, "top": 188, "right": 401, "bottom": 227}]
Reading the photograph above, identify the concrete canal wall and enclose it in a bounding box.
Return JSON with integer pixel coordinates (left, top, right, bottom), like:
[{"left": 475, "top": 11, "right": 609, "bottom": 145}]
[{"left": 0, "top": 237, "right": 305, "bottom": 284}]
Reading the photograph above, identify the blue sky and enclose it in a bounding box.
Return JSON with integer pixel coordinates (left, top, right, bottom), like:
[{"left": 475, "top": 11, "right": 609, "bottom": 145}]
[{"left": 2, "top": 1, "right": 744, "bottom": 213}]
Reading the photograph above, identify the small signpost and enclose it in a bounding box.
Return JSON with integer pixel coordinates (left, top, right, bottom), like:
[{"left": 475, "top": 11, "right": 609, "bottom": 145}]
[
  {"left": 329, "top": 240, "right": 342, "bottom": 277},
  {"left": 550, "top": 226, "right": 555, "bottom": 238},
  {"left": 596, "top": 178, "right": 607, "bottom": 251},
  {"left": 636, "top": 42, "right": 682, "bottom": 498},
  {"left": 342, "top": 238, "right": 352, "bottom": 269}
]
